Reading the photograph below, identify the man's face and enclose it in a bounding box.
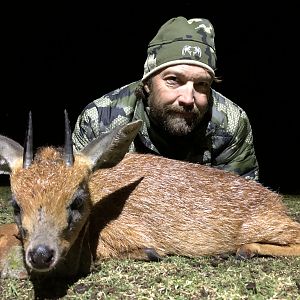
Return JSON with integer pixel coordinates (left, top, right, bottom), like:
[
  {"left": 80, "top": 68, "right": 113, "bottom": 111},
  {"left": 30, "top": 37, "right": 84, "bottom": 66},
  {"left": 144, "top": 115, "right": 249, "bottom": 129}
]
[{"left": 144, "top": 64, "right": 213, "bottom": 136}]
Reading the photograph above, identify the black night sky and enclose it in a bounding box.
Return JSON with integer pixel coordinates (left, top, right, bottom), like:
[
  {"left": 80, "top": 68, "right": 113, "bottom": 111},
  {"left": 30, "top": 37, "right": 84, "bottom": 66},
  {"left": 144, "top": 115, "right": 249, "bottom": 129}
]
[{"left": 1, "top": 3, "right": 299, "bottom": 193}]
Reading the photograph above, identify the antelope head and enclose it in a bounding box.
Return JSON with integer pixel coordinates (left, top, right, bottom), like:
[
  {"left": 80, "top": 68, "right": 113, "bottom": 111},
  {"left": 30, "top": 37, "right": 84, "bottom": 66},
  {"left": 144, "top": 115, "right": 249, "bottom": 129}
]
[{"left": 0, "top": 111, "right": 142, "bottom": 275}]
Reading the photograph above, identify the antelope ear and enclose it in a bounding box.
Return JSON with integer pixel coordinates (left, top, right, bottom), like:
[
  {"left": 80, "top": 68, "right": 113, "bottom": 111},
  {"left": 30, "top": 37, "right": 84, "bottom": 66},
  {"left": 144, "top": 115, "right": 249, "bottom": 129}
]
[
  {"left": 80, "top": 120, "right": 142, "bottom": 170},
  {"left": 0, "top": 135, "right": 24, "bottom": 174}
]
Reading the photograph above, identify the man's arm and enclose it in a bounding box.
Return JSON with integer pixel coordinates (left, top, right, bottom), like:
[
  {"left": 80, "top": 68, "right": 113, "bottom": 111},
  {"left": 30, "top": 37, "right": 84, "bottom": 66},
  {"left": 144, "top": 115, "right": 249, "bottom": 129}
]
[
  {"left": 73, "top": 82, "right": 141, "bottom": 152},
  {"left": 72, "top": 105, "right": 100, "bottom": 152},
  {"left": 213, "top": 112, "right": 259, "bottom": 181}
]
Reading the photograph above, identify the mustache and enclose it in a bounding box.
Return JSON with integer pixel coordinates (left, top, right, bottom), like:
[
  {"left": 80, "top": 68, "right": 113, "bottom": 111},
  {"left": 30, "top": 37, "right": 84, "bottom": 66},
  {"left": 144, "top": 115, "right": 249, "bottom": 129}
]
[{"left": 164, "top": 105, "right": 199, "bottom": 115}]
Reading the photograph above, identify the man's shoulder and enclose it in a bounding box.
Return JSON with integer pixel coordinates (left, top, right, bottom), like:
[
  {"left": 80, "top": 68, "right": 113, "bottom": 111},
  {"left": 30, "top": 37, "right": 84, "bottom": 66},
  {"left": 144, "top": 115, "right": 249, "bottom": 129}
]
[
  {"left": 77, "top": 81, "right": 143, "bottom": 132},
  {"left": 211, "top": 89, "right": 249, "bottom": 135},
  {"left": 92, "top": 81, "right": 141, "bottom": 109},
  {"left": 211, "top": 89, "right": 244, "bottom": 113}
]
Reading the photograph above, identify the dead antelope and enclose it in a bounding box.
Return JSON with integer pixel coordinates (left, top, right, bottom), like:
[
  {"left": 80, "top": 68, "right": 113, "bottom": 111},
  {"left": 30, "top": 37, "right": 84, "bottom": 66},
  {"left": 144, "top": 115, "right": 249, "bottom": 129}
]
[{"left": 0, "top": 111, "right": 299, "bottom": 279}]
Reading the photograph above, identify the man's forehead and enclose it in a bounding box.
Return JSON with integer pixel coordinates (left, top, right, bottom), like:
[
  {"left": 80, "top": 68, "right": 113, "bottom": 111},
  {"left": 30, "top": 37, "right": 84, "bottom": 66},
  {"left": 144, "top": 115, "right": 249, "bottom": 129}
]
[{"left": 160, "top": 64, "right": 213, "bottom": 80}]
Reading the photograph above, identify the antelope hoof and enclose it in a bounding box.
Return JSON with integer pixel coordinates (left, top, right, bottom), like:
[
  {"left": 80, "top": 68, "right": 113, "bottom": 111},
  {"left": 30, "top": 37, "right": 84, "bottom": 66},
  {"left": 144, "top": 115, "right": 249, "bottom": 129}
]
[
  {"left": 144, "top": 248, "right": 162, "bottom": 262},
  {"left": 236, "top": 245, "right": 256, "bottom": 260}
]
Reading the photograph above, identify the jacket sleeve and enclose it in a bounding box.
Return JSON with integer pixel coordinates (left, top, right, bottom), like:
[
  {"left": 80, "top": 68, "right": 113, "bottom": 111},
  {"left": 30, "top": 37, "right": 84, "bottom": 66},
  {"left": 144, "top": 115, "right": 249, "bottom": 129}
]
[
  {"left": 213, "top": 111, "right": 259, "bottom": 181},
  {"left": 72, "top": 82, "right": 141, "bottom": 152}
]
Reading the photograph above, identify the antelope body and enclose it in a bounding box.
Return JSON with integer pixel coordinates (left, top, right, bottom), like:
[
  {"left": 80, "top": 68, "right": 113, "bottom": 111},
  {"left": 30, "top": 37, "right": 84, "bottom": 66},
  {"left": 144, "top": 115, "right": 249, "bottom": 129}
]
[{"left": 0, "top": 116, "right": 299, "bottom": 279}]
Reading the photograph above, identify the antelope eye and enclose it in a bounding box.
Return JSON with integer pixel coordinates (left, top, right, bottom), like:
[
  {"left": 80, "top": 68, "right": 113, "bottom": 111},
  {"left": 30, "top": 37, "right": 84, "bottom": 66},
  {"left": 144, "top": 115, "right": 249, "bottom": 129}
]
[
  {"left": 70, "top": 196, "right": 83, "bottom": 211},
  {"left": 10, "top": 196, "right": 21, "bottom": 215},
  {"left": 9, "top": 196, "right": 26, "bottom": 237},
  {"left": 66, "top": 185, "right": 89, "bottom": 230},
  {"left": 69, "top": 186, "right": 89, "bottom": 211}
]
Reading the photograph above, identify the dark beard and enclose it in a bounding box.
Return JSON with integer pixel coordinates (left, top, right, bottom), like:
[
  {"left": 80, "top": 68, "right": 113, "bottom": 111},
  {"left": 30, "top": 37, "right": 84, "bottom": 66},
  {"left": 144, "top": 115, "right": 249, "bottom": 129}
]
[{"left": 148, "top": 99, "right": 204, "bottom": 136}]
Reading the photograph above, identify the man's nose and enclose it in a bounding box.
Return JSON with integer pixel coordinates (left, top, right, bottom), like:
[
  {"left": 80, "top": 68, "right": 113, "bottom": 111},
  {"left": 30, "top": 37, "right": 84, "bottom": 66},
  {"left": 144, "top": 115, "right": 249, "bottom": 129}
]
[{"left": 178, "top": 82, "right": 195, "bottom": 105}]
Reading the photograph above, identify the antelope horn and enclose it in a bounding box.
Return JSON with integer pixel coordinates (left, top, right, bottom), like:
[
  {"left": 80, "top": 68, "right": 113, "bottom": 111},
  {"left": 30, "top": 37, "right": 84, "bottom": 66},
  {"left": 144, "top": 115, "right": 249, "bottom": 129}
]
[
  {"left": 64, "top": 109, "right": 74, "bottom": 166},
  {"left": 23, "top": 111, "right": 33, "bottom": 168}
]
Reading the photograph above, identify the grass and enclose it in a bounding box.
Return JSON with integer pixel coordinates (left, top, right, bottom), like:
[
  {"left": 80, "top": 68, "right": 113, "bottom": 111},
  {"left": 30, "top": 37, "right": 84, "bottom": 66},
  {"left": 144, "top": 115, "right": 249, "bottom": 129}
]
[{"left": 0, "top": 186, "right": 299, "bottom": 299}]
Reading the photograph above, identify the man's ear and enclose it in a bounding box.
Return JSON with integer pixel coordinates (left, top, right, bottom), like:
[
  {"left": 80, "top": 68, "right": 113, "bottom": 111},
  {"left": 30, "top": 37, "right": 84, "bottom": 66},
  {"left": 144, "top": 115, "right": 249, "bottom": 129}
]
[{"left": 144, "top": 84, "right": 150, "bottom": 93}]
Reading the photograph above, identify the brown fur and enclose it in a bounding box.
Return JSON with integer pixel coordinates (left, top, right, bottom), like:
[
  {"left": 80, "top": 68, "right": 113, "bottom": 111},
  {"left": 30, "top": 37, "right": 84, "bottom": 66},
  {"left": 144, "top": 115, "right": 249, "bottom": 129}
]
[
  {"left": 0, "top": 131, "right": 300, "bottom": 279},
  {"left": 88, "top": 153, "right": 300, "bottom": 260}
]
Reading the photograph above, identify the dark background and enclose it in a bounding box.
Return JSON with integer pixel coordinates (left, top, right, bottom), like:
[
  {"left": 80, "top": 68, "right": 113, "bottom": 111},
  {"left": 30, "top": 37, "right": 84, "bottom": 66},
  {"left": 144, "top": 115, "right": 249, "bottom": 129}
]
[{"left": 1, "top": 3, "right": 299, "bottom": 193}]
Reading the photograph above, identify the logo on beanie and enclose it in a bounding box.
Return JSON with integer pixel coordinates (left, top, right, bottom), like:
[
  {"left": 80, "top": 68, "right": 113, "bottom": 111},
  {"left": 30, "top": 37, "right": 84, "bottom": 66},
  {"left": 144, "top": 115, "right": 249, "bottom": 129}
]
[{"left": 182, "top": 45, "right": 202, "bottom": 57}]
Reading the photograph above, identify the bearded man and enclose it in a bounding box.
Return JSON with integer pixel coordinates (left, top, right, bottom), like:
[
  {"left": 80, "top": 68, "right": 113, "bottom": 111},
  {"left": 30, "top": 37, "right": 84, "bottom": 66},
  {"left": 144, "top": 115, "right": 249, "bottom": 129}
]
[{"left": 72, "top": 16, "right": 259, "bottom": 180}]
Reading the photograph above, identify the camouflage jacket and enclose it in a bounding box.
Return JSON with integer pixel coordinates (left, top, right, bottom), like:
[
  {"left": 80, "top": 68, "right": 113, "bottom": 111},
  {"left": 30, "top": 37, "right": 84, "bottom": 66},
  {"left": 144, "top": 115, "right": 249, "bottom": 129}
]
[{"left": 72, "top": 81, "right": 259, "bottom": 180}]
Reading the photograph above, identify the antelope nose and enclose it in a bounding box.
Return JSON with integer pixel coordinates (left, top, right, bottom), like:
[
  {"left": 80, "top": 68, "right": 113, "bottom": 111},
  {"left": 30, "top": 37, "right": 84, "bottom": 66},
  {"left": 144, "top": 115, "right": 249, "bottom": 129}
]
[{"left": 28, "top": 245, "right": 55, "bottom": 270}]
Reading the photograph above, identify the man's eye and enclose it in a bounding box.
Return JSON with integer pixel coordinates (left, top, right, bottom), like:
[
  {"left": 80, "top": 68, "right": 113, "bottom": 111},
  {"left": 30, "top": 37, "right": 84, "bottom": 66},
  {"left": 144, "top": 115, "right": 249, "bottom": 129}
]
[
  {"left": 166, "top": 76, "right": 179, "bottom": 85},
  {"left": 196, "top": 82, "right": 208, "bottom": 87},
  {"left": 195, "top": 82, "right": 210, "bottom": 91}
]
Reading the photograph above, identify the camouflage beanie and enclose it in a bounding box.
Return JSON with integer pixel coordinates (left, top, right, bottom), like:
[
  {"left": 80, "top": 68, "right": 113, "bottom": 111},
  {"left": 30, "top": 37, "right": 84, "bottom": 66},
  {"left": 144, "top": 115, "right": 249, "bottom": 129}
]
[{"left": 142, "top": 16, "right": 217, "bottom": 82}]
